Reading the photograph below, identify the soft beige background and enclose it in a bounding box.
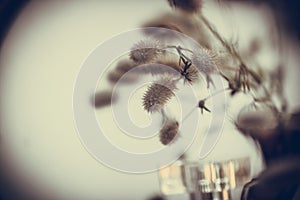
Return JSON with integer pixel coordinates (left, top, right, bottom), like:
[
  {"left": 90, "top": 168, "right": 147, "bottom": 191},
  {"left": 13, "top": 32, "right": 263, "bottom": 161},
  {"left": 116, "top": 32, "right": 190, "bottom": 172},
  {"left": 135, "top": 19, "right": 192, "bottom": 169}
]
[{"left": 1, "top": 1, "right": 299, "bottom": 200}]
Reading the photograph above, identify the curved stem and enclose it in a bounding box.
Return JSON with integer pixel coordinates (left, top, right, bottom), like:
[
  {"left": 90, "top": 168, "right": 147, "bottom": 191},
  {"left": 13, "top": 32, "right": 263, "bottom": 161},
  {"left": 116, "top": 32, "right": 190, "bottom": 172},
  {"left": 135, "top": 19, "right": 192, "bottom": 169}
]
[{"left": 199, "top": 13, "right": 262, "bottom": 84}]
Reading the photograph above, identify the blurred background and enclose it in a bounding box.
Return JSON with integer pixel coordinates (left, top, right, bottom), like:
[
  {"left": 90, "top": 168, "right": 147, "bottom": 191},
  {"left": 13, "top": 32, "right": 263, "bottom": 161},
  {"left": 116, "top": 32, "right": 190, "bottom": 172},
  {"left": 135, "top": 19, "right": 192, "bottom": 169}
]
[{"left": 0, "top": 1, "right": 299, "bottom": 200}]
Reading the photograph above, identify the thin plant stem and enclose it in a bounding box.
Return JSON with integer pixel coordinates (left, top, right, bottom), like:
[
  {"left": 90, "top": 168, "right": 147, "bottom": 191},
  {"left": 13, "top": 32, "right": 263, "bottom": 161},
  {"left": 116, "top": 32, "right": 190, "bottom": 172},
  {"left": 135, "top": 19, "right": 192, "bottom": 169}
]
[
  {"left": 161, "top": 108, "right": 168, "bottom": 123},
  {"left": 198, "top": 13, "right": 262, "bottom": 84},
  {"left": 181, "top": 106, "right": 197, "bottom": 124},
  {"left": 203, "top": 88, "right": 229, "bottom": 101}
]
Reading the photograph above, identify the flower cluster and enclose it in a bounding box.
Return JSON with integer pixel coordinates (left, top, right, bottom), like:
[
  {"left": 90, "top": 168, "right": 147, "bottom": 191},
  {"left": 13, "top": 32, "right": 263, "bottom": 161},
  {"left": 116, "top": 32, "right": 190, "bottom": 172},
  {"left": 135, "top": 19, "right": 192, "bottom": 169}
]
[{"left": 94, "top": 0, "right": 289, "bottom": 149}]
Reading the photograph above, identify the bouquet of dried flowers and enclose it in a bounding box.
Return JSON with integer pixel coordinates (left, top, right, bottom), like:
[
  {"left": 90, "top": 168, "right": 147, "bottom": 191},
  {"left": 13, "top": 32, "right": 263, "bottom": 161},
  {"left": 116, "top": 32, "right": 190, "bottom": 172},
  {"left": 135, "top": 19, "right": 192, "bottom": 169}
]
[{"left": 95, "top": 0, "right": 300, "bottom": 199}]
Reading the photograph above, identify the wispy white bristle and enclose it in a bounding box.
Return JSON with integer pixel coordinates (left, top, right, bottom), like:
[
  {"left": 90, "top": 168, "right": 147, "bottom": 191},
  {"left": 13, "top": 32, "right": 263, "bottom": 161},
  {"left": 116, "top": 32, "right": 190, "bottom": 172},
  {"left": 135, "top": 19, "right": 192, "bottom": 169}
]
[{"left": 192, "top": 46, "right": 219, "bottom": 75}]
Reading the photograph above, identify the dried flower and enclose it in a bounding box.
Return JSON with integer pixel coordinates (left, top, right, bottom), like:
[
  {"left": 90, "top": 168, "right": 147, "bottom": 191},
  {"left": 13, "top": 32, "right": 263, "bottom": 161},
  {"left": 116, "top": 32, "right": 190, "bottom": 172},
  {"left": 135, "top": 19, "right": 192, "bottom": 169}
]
[
  {"left": 115, "top": 59, "right": 137, "bottom": 73},
  {"left": 107, "top": 70, "right": 137, "bottom": 84},
  {"left": 192, "top": 46, "right": 219, "bottom": 88},
  {"left": 159, "top": 119, "right": 179, "bottom": 145},
  {"left": 130, "top": 39, "right": 164, "bottom": 64},
  {"left": 142, "top": 76, "right": 177, "bottom": 113},
  {"left": 167, "top": 0, "right": 202, "bottom": 13},
  {"left": 192, "top": 46, "right": 219, "bottom": 75},
  {"left": 93, "top": 91, "right": 117, "bottom": 108},
  {"left": 163, "top": 45, "right": 200, "bottom": 84},
  {"left": 106, "top": 59, "right": 138, "bottom": 84}
]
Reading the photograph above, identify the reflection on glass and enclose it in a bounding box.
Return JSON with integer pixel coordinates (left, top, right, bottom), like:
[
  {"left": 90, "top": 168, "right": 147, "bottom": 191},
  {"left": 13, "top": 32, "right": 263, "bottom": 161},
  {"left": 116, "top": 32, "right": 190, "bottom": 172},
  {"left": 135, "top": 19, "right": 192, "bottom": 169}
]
[{"left": 158, "top": 157, "right": 251, "bottom": 200}]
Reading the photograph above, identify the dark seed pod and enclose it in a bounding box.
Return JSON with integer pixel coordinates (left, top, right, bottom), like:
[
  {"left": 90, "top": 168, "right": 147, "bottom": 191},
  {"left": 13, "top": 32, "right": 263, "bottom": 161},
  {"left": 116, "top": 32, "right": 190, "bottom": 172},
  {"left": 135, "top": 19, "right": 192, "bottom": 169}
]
[
  {"left": 93, "top": 91, "right": 117, "bottom": 108},
  {"left": 198, "top": 99, "right": 210, "bottom": 114},
  {"left": 159, "top": 119, "right": 179, "bottom": 145}
]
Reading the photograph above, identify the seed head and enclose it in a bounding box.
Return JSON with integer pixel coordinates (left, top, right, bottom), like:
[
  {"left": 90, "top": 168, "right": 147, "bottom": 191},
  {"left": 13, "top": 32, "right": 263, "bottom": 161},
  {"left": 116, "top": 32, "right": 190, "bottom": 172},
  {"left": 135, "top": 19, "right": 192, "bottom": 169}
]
[
  {"left": 191, "top": 47, "right": 219, "bottom": 75},
  {"left": 159, "top": 119, "right": 179, "bottom": 145},
  {"left": 142, "top": 76, "right": 177, "bottom": 113},
  {"left": 130, "top": 39, "right": 164, "bottom": 64}
]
